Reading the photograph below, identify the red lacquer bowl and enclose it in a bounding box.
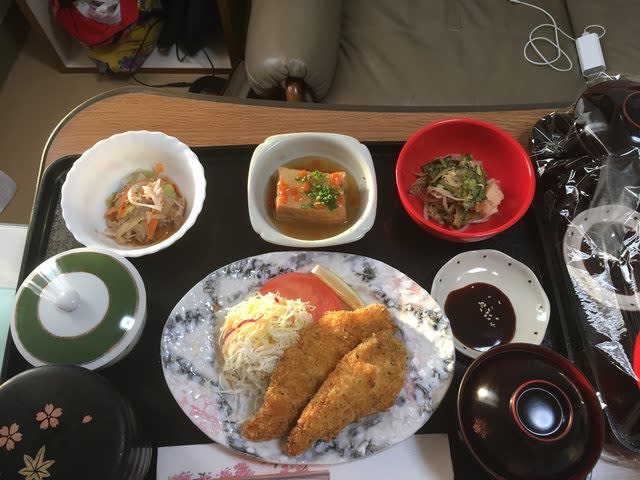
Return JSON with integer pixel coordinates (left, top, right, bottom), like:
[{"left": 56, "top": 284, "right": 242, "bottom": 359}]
[{"left": 395, "top": 118, "right": 536, "bottom": 242}]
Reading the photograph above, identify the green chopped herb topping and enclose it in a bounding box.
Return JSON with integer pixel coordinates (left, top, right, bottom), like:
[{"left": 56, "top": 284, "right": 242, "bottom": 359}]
[
  {"left": 411, "top": 154, "right": 491, "bottom": 228},
  {"left": 295, "top": 170, "right": 344, "bottom": 210}
]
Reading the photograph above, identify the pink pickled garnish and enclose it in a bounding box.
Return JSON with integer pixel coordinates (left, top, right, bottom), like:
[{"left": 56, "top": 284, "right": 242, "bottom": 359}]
[{"left": 222, "top": 315, "right": 264, "bottom": 345}]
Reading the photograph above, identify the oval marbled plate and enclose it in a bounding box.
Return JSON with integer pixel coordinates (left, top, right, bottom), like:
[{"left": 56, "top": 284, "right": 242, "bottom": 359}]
[{"left": 160, "top": 252, "right": 455, "bottom": 464}]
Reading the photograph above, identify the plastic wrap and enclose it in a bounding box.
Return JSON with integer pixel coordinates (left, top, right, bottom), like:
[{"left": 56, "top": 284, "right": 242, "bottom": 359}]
[{"left": 530, "top": 79, "right": 640, "bottom": 451}]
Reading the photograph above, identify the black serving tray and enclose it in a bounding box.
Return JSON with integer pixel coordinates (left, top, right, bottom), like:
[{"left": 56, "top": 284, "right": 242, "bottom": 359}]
[{"left": 1, "top": 143, "right": 576, "bottom": 479}]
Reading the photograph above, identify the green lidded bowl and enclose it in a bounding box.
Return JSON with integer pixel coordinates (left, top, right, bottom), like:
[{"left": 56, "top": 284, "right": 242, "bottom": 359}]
[{"left": 11, "top": 247, "right": 146, "bottom": 370}]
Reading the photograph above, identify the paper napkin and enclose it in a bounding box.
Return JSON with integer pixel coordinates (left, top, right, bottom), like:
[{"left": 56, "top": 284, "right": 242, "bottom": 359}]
[{"left": 157, "top": 434, "right": 453, "bottom": 480}]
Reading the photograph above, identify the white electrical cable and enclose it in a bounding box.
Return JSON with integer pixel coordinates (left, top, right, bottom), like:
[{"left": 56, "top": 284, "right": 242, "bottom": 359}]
[{"left": 509, "top": 0, "right": 606, "bottom": 72}]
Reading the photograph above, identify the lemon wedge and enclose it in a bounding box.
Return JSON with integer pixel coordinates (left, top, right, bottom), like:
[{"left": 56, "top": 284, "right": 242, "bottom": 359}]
[{"left": 311, "top": 264, "right": 365, "bottom": 310}]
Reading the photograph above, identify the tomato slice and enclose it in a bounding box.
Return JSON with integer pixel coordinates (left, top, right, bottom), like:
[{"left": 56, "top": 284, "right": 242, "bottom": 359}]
[{"left": 260, "top": 272, "right": 344, "bottom": 320}]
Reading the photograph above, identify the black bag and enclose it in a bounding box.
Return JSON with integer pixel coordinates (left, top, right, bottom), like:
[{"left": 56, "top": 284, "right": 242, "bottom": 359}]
[{"left": 157, "top": 0, "right": 220, "bottom": 56}]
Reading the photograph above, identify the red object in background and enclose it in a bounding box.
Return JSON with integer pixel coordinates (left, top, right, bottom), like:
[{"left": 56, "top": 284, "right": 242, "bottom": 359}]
[
  {"left": 260, "top": 273, "right": 344, "bottom": 320},
  {"left": 634, "top": 334, "right": 640, "bottom": 390},
  {"left": 395, "top": 118, "right": 536, "bottom": 243},
  {"left": 53, "top": 0, "right": 139, "bottom": 46}
]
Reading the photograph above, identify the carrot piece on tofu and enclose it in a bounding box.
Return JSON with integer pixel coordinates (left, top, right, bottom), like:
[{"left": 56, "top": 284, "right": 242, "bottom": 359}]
[
  {"left": 275, "top": 167, "right": 347, "bottom": 225},
  {"left": 330, "top": 173, "right": 343, "bottom": 186}
]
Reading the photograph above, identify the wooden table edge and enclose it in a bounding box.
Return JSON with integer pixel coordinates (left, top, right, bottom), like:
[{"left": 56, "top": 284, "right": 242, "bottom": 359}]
[{"left": 42, "top": 86, "right": 563, "bottom": 161}]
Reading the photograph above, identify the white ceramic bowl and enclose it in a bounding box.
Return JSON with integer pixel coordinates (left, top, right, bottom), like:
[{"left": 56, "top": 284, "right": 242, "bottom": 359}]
[
  {"left": 247, "top": 132, "right": 377, "bottom": 247},
  {"left": 61, "top": 131, "right": 206, "bottom": 257},
  {"left": 431, "top": 249, "right": 551, "bottom": 359}
]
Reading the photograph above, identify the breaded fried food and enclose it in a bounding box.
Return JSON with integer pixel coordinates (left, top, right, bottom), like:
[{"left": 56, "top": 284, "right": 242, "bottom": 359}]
[
  {"left": 286, "top": 330, "right": 407, "bottom": 456},
  {"left": 242, "top": 304, "right": 395, "bottom": 442}
]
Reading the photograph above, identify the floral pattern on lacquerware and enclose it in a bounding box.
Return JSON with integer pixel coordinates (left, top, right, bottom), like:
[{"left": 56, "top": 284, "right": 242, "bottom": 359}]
[
  {"left": 18, "top": 445, "right": 55, "bottom": 480},
  {"left": 0, "top": 423, "right": 23, "bottom": 451},
  {"left": 35, "top": 404, "right": 62, "bottom": 430},
  {"left": 473, "top": 417, "right": 489, "bottom": 440},
  {"left": 82, "top": 415, "right": 93, "bottom": 424}
]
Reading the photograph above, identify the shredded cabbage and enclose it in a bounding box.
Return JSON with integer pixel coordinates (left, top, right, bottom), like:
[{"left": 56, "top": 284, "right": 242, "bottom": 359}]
[{"left": 218, "top": 292, "right": 312, "bottom": 421}]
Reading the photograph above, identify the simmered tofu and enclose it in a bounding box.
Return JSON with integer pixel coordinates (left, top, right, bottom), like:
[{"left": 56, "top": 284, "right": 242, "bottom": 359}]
[{"left": 275, "top": 167, "right": 347, "bottom": 225}]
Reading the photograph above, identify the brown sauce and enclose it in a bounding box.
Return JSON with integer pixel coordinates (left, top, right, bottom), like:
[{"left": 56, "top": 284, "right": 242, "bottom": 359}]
[
  {"left": 265, "top": 157, "right": 363, "bottom": 240},
  {"left": 124, "top": 222, "right": 179, "bottom": 246},
  {"left": 444, "top": 282, "right": 515, "bottom": 352},
  {"left": 580, "top": 222, "right": 640, "bottom": 295}
]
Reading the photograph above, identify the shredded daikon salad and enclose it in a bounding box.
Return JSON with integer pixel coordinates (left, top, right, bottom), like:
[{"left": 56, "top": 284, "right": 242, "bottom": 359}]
[
  {"left": 409, "top": 154, "right": 504, "bottom": 229},
  {"left": 218, "top": 292, "right": 312, "bottom": 421}
]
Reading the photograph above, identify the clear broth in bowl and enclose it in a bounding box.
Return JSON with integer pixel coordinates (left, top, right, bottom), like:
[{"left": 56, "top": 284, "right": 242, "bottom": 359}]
[{"left": 265, "top": 157, "right": 363, "bottom": 240}]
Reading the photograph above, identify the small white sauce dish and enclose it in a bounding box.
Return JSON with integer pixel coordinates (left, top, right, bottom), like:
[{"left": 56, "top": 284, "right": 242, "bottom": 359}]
[
  {"left": 431, "top": 249, "right": 551, "bottom": 359},
  {"left": 247, "top": 132, "right": 377, "bottom": 247},
  {"left": 61, "top": 131, "right": 206, "bottom": 257}
]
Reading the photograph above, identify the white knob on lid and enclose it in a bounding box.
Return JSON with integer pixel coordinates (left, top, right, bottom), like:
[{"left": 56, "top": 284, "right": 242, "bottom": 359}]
[{"left": 55, "top": 288, "right": 80, "bottom": 312}]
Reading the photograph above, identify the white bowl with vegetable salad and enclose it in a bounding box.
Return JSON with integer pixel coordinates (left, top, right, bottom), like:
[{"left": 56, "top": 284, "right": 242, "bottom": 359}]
[{"left": 61, "top": 131, "right": 206, "bottom": 257}]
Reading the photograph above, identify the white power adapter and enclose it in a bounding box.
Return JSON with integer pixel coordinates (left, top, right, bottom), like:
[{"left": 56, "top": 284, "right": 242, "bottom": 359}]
[
  {"left": 510, "top": 0, "right": 607, "bottom": 77},
  {"left": 576, "top": 32, "right": 606, "bottom": 76}
]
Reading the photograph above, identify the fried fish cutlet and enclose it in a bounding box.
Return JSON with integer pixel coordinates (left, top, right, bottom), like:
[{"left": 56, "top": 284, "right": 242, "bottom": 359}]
[
  {"left": 241, "top": 304, "right": 395, "bottom": 442},
  {"left": 286, "top": 330, "right": 407, "bottom": 456}
]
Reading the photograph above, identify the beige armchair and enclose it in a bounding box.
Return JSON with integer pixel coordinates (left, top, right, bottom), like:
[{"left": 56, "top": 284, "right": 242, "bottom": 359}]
[{"left": 243, "top": 0, "right": 639, "bottom": 107}]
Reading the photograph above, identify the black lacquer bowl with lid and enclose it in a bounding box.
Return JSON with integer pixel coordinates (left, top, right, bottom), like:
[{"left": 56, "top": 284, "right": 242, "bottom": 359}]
[
  {"left": 457, "top": 343, "right": 604, "bottom": 480},
  {"left": 0, "top": 366, "right": 151, "bottom": 480}
]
